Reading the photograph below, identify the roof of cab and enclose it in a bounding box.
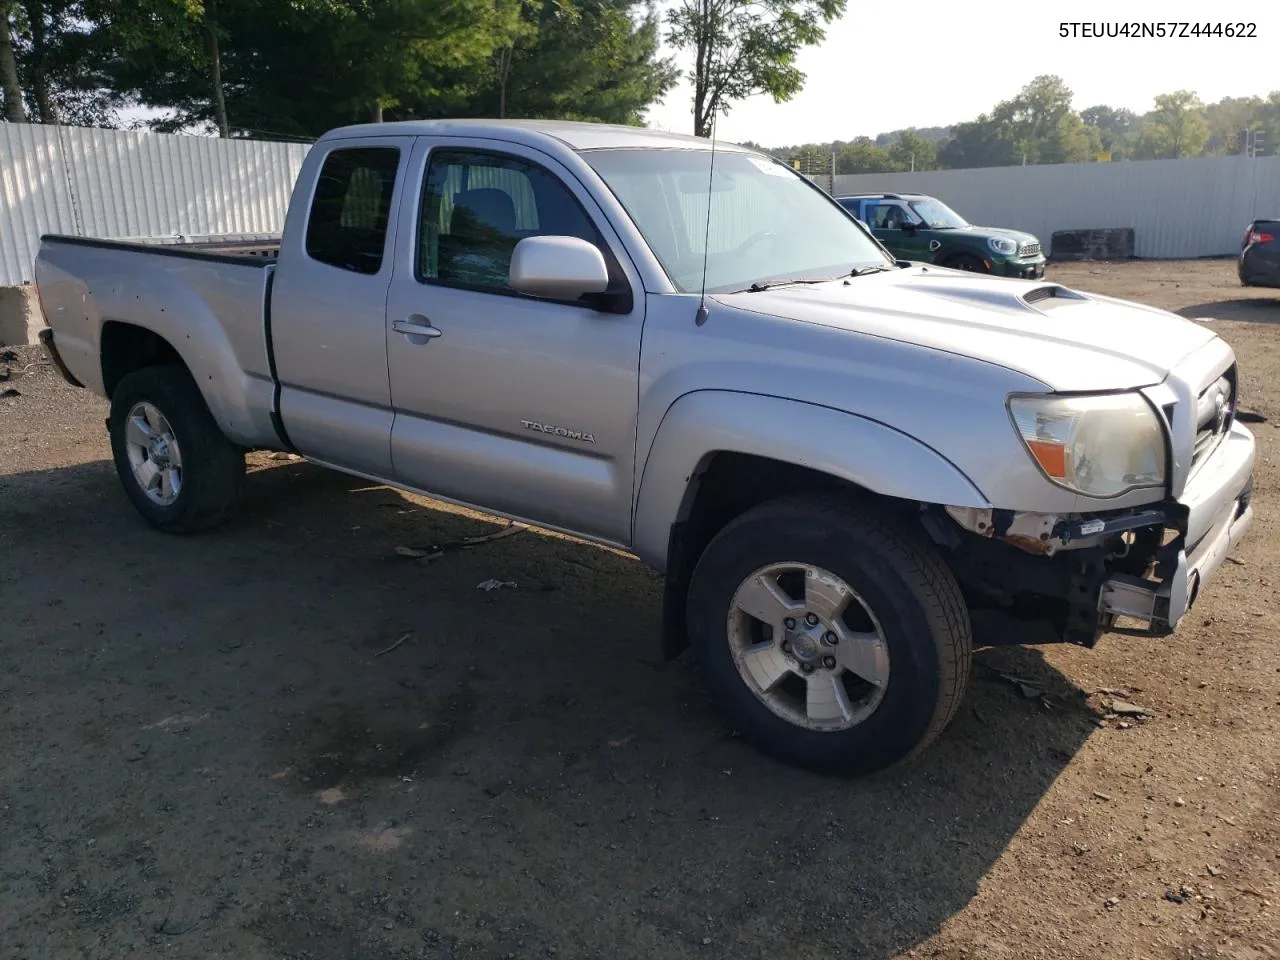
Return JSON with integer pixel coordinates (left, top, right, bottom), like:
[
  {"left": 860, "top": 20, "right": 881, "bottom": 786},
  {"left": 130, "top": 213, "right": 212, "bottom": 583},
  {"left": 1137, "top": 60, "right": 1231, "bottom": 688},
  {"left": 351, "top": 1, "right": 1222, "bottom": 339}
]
[
  {"left": 839, "top": 192, "right": 929, "bottom": 201},
  {"left": 317, "top": 118, "right": 754, "bottom": 153}
]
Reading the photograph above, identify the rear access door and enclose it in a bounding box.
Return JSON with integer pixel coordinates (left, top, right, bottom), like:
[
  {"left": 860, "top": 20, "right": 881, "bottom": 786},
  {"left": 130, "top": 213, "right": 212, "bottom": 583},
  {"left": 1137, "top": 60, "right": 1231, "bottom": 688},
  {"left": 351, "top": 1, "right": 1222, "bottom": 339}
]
[{"left": 271, "top": 135, "right": 415, "bottom": 476}]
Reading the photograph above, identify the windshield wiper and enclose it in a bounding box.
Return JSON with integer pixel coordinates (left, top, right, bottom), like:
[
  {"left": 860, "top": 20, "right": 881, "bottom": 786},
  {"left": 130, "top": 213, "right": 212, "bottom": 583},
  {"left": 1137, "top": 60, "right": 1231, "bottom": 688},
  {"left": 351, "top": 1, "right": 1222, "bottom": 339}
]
[
  {"left": 737, "top": 265, "right": 893, "bottom": 293},
  {"left": 741, "top": 276, "right": 840, "bottom": 293}
]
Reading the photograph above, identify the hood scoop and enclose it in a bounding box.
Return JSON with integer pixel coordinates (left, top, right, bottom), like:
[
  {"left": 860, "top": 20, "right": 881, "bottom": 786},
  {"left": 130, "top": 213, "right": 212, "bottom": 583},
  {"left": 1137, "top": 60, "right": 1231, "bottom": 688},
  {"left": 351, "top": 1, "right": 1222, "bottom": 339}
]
[{"left": 1022, "top": 284, "right": 1087, "bottom": 309}]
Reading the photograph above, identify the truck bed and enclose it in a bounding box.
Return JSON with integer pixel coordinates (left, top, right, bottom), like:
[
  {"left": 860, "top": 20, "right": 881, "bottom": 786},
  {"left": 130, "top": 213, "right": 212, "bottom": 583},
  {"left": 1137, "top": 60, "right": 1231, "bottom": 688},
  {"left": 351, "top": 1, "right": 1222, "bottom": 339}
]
[
  {"left": 43, "top": 232, "right": 281, "bottom": 264},
  {"left": 35, "top": 233, "right": 283, "bottom": 449}
]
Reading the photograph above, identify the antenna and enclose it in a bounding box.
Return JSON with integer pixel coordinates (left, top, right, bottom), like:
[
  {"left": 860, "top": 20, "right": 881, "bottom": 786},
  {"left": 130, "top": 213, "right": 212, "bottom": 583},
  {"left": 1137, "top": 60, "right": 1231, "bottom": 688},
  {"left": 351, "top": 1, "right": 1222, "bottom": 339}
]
[{"left": 694, "top": 112, "right": 717, "bottom": 327}]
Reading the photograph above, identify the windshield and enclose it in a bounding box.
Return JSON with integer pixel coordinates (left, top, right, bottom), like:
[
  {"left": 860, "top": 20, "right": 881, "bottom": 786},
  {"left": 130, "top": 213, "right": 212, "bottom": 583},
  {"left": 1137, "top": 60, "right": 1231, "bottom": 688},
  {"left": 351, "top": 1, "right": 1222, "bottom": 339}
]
[
  {"left": 906, "top": 198, "right": 969, "bottom": 230},
  {"left": 582, "top": 149, "right": 892, "bottom": 293}
]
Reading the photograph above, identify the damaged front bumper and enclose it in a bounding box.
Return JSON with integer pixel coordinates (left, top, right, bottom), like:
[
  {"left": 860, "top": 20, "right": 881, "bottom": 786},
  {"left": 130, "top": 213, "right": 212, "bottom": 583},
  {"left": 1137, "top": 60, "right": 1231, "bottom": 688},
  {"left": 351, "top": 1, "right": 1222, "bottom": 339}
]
[
  {"left": 1100, "top": 420, "right": 1255, "bottom": 634},
  {"left": 938, "top": 419, "right": 1256, "bottom": 643}
]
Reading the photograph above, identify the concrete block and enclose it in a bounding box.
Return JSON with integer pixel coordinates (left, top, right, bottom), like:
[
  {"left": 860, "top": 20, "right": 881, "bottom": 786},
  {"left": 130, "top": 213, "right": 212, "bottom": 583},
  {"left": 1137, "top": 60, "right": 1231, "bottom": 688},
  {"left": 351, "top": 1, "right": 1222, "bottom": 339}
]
[
  {"left": 1049, "top": 229, "right": 1136, "bottom": 261},
  {"left": 0, "top": 284, "right": 45, "bottom": 345}
]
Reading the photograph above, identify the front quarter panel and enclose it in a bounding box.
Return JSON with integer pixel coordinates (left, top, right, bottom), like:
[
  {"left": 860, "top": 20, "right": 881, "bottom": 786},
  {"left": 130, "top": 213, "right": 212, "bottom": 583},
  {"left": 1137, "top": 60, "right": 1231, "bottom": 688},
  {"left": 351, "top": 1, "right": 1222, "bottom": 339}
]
[
  {"left": 631, "top": 390, "right": 991, "bottom": 570},
  {"left": 630, "top": 292, "right": 1184, "bottom": 569}
]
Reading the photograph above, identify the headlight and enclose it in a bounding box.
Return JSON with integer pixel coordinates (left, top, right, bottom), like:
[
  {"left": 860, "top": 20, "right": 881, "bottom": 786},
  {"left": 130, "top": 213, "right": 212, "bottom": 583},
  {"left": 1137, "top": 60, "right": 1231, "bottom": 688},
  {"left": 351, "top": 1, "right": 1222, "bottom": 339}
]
[
  {"left": 1008, "top": 393, "right": 1166, "bottom": 497},
  {"left": 987, "top": 236, "right": 1017, "bottom": 256}
]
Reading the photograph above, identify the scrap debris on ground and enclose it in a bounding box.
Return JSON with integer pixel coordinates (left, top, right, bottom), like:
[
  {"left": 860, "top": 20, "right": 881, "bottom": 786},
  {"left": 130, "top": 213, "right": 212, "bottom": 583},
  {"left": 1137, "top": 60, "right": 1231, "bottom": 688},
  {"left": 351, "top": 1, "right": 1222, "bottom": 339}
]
[{"left": 394, "top": 521, "right": 529, "bottom": 563}]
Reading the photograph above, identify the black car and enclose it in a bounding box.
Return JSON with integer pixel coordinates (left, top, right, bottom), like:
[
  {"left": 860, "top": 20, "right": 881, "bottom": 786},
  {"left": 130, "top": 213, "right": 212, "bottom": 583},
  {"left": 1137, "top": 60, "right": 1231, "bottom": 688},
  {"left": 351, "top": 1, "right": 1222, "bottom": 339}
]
[{"left": 1239, "top": 219, "right": 1280, "bottom": 287}]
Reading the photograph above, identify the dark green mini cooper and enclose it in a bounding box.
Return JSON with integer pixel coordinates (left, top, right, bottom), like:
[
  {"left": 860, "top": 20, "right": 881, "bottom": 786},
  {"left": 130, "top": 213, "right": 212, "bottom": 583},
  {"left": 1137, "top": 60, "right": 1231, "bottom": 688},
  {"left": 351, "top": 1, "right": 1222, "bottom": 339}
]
[{"left": 836, "top": 192, "right": 1046, "bottom": 279}]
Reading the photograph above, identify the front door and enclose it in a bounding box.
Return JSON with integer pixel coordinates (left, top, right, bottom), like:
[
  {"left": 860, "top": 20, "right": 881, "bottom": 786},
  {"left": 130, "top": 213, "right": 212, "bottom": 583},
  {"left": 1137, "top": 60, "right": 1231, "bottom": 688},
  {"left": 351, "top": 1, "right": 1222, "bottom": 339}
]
[
  {"left": 866, "top": 200, "right": 931, "bottom": 262},
  {"left": 383, "top": 138, "right": 646, "bottom": 546}
]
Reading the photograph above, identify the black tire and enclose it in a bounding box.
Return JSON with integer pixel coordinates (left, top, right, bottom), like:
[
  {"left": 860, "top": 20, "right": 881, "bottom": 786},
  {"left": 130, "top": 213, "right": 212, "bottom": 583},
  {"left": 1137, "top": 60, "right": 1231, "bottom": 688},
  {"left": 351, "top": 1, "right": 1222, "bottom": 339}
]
[
  {"left": 945, "top": 253, "right": 988, "bottom": 273},
  {"left": 686, "top": 495, "right": 971, "bottom": 777},
  {"left": 108, "top": 364, "right": 245, "bottom": 534}
]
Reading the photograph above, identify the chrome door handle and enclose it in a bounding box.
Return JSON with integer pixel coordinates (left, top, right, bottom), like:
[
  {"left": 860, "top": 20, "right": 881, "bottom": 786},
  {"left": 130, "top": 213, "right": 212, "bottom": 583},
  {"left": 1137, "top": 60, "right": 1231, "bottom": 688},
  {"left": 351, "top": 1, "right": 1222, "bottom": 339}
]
[{"left": 393, "top": 317, "right": 442, "bottom": 341}]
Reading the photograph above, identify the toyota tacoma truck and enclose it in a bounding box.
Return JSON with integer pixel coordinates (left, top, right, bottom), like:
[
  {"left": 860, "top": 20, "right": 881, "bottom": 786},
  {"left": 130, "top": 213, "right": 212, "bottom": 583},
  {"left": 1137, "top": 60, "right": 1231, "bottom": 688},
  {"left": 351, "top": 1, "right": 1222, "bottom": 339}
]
[{"left": 34, "top": 120, "right": 1255, "bottom": 777}]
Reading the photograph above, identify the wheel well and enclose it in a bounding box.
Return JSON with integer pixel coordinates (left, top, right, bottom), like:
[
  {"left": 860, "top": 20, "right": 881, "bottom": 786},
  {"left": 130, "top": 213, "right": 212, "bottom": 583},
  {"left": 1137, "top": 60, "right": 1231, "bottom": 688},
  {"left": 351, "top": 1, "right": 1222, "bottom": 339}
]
[
  {"left": 659, "top": 452, "right": 917, "bottom": 659},
  {"left": 943, "top": 251, "right": 987, "bottom": 270},
  {"left": 101, "top": 322, "right": 184, "bottom": 398}
]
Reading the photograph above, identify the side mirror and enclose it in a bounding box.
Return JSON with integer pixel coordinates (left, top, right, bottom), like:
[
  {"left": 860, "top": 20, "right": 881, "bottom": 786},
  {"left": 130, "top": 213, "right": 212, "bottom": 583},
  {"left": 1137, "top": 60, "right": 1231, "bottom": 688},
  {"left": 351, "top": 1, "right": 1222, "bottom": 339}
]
[
  {"left": 900, "top": 221, "right": 918, "bottom": 234},
  {"left": 510, "top": 235, "right": 610, "bottom": 302}
]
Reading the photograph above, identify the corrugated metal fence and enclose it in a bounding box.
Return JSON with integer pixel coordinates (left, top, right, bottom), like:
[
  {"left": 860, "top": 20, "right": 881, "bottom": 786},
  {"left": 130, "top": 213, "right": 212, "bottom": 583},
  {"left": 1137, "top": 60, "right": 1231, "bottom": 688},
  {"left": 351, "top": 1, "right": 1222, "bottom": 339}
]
[
  {"left": 0, "top": 122, "right": 311, "bottom": 286},
  {"left": 833, "top": 155, "right": 1280, "bottom": 259},
  {"left": 6, "top": 123, "right": 1280, "bottom": 282}
]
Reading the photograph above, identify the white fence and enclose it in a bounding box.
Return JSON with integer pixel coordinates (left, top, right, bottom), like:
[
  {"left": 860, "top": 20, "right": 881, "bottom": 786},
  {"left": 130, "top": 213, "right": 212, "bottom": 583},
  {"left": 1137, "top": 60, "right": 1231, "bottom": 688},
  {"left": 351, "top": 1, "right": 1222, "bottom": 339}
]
[
  {"left": 833, "top": 154, "right": 1280, "bottom": 259},
  {"left": 0, "top": 122, "right": 311, "bottom": 287}
]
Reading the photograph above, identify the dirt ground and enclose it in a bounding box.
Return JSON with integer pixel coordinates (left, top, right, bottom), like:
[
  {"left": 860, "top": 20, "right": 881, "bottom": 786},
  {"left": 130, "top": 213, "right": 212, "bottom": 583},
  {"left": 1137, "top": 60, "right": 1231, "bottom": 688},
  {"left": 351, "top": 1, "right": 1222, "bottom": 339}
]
[{"left": 1, "top": 259, "right": 1277, "bottom": 960}]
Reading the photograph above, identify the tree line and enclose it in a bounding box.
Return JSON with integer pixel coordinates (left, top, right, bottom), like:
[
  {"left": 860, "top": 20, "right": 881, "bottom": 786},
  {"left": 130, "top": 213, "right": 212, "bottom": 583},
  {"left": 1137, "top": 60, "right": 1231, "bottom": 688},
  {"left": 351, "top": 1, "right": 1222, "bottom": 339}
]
[
  {"left": 0, "top": 0, "right": 682, "bottom": 138},
  {"left": 0, "top": 0, "right": 853, "bottom": 141},
  {"left": 757, "top": 76, "right": 1280, "bottom": 175},
  {"left": 11, "top": 5, "right": 1266, "bottom": 173}
]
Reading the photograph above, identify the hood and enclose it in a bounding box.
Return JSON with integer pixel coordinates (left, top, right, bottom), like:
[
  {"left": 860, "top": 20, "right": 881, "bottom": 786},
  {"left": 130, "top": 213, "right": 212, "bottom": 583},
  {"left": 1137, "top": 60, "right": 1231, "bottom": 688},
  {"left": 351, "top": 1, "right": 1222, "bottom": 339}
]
[{"left": 712, "top": 267, "right": 1218, "bottom": 392}]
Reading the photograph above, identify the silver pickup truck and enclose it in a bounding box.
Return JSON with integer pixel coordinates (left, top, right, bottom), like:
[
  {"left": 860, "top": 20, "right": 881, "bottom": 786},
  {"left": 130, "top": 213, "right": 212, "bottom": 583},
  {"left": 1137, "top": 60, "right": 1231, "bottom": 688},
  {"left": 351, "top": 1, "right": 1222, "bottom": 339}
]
[{"left": 35, "top": 119, "right": 1255, "bottom": 776}]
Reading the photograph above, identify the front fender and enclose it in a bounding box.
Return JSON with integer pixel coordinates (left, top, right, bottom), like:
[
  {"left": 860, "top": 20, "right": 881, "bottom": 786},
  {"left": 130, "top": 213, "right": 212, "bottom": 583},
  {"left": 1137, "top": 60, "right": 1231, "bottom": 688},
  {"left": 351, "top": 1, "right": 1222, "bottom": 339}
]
[{"left": 631, "top": 390, "right": 990, "bottom": 570}]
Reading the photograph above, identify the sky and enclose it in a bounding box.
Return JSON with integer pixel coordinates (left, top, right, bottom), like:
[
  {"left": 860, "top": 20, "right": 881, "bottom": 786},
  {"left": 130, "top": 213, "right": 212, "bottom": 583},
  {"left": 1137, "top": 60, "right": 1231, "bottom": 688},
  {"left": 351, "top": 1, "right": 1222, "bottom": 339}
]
[{"left": 641, "top": 0, "right": 1280, "bottom": 146}]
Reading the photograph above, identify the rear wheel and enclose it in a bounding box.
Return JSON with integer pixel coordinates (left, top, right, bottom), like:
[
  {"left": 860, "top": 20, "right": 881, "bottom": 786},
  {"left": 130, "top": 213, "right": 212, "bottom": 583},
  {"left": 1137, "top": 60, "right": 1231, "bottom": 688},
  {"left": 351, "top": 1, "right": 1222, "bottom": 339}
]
[
  {"left": 686, "top": 495, "right": 971, "bottom": 776},
  {"left": 108, "top": 365, "right": 245, "bottom": 533}
]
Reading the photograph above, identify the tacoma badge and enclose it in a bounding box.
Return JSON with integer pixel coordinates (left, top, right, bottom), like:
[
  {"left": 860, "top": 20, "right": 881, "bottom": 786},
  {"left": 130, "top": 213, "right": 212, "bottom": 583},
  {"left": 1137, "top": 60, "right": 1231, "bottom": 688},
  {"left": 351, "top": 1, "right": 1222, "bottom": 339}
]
[{"left": 521, "top": 419, "right": 596, "bottom": 444}]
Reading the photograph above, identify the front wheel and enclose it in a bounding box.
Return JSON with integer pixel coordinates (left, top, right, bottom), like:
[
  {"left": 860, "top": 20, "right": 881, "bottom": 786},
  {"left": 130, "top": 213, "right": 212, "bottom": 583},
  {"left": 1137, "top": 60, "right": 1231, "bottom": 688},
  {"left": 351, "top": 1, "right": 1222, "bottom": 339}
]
[
  {"left": 686, "top": 495, "right": 972, "bottom": 776},
  {"left": 108, "top": 364, "right": 245, "bottom": 533},
  {"left": 945, "top": 253, "right": 989, "bottom": 273}
]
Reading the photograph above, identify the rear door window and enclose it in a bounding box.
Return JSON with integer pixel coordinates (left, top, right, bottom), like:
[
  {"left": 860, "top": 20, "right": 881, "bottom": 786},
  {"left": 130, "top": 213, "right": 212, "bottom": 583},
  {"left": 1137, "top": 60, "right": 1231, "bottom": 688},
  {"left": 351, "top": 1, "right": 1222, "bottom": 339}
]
[{"left": 305, "top": 147, "right": 402, "bottom": 275}]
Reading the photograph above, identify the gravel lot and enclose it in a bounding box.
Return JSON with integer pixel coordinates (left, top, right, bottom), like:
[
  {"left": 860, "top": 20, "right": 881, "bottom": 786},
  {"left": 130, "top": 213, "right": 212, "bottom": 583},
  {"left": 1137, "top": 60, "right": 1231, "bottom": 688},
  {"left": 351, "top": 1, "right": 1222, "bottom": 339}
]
[{"left": 1, "top": 259, "right": 1277, "bottom": 960}]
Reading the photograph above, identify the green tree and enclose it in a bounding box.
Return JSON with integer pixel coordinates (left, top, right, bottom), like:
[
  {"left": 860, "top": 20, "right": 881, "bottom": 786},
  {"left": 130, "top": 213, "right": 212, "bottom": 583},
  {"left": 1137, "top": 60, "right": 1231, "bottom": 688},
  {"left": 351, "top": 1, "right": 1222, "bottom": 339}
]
[
  {"left": 92, "top": 0, "right": 507, "bottom": 137},
  {"left": 664, "top": 0, "right": 845, "bottom": 138},
  {"left": 0, "top": 2, "right": 25, "bottom": 121},
  {"left": 787, "top": 142, "right": 830, "bottom": 175},
  {"left": 1221, "top": 91, "right": 1280, "bottom": 157},
  {"left": 934, "top": 76, "right": 1096, "bottom": 168},
  {"left": 1080, "top": 104, "right": 1139, "bottom": 158},
  {"left": 887, "top": 129, "right": 936, "bottom": 171},
  {"left": 937, "top": 114, "right": 1014, "bottom": 169},
  {"left": 4, "top": 0, "right": 124, "bottom": 126},
  {"left": 835, "top": 136, "right": 894, "bottom": 173},
  {"left": 85, "top": 0, "right": 250, "bottom": 136},
  {"left": 81, "top": 0, "right": 675, "bottom": 138},
  {"left": 1136, "top": 90, "right": 1209, "bottom": 159},
  {"left": 991, "top": 75, "right": 1098, "bottom": 164},
  {"left": 469, "top": 0, "right": 677, "bottom": 125},
  {"left": 487, "top": 0, "right": 536, "bottom": 120},
  {"left": 16, "top": 0, "right": 58, "bottom": 120},
  {"left": 874, "top": 125, "right": 949, "bottom": 148},
  {"left": 1259, "top": 91, "right": 1280, "bottom": 156}
]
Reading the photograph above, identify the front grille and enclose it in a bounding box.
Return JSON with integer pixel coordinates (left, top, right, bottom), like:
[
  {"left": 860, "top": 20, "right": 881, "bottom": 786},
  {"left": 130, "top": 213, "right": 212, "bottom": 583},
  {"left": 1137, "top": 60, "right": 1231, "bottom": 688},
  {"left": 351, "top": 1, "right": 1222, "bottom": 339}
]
[
  {"left": 1019, "top": 242, "right": 1042, "bottom": 258},
  {"left": 1191, "top": 369, "right": 1235, "bottom": 470}
]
